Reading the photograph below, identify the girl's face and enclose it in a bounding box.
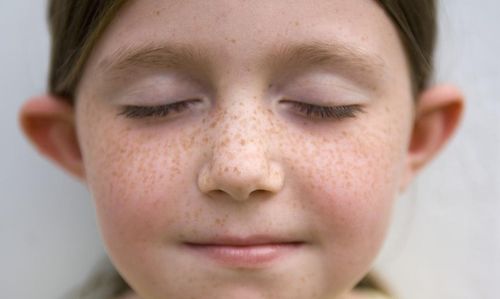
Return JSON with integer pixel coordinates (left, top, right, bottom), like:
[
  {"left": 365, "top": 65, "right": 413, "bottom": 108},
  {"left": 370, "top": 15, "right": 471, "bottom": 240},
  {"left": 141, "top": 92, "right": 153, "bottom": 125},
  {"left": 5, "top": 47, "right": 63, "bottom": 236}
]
[{"left": 76, "top": 0, "right": 414, "bottom": 298}]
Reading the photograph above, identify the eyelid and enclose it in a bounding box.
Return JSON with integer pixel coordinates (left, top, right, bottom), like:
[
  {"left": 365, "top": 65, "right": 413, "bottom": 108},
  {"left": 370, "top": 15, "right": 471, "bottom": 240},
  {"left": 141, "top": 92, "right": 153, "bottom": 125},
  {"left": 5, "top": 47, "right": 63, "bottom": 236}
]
[
  {"left": 118, "top": 99, "right": 202, "bottom": 119},
  {"left": 281, "top": 99, "right": 365, "bottom": 120}
]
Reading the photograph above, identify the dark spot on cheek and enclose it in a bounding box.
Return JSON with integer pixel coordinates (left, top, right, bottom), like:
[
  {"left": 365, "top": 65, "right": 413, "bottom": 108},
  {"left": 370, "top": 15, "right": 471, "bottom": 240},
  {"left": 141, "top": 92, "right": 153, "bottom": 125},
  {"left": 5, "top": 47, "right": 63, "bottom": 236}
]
[
  {"left": 224, "top": 36, "right": 237, "bottom": 44},
  {"left": 232, "top": 167, "right": 241, "bottom": 175}
]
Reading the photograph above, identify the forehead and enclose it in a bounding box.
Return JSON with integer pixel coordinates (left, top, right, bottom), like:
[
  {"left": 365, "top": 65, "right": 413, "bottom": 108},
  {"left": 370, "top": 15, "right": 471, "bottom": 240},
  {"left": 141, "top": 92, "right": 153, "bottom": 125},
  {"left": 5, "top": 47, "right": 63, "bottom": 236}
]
[
  {"left": 108, "top": 0, "right": 394, "bottom": 41},
  {"left": 82, "top": 0, "right": 408, "bottom": 94}
]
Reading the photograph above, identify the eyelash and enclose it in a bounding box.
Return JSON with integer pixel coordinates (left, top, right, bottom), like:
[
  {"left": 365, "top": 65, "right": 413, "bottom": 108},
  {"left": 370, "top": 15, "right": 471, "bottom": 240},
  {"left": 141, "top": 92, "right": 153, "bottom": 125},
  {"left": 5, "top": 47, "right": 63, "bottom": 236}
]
[
  {"left": 118, "top": 99, "right": 200, "bottom": 119},
  {"left": 285, "top": 101, "right": 364, "bottom": 120},
  {"left": 118, "top": 100, "right": 364, "bottom": 120}
]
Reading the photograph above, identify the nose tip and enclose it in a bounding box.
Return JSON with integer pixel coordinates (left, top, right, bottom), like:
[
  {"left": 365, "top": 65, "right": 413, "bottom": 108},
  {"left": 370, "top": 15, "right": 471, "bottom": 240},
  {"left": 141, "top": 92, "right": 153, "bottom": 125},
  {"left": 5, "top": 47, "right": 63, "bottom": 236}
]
[
  {"left": 197, "top": 155, "right": 284, "bottom": 201},
  {"left": 196, "top": 99, "right": 284, "bottom": 201}
]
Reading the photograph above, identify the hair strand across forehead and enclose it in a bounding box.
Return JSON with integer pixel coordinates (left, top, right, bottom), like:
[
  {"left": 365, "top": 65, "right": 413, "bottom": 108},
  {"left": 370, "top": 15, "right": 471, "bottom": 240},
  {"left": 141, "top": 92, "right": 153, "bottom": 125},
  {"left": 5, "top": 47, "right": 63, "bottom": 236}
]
[
  {"left": 48, "top": 0, "right": 128, "bottom": 103},
  {"left": 377, "top": 0, "right": 437, "bottom": 95}
]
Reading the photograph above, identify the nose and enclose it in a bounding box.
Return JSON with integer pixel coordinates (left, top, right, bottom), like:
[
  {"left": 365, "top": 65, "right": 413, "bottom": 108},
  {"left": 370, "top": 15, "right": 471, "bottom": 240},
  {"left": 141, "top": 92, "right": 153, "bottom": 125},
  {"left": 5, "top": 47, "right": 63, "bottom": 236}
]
[{"left": 197, "top": 105, "right": 284, "bottom": 201}]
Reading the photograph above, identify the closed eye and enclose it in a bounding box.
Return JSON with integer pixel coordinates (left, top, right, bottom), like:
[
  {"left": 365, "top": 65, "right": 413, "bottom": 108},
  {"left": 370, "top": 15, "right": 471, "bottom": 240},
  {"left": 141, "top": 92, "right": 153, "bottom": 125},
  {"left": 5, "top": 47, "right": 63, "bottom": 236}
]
[
  {"left": 118, "top": 99, "right": 202, "bottom": 119},
  {"left": 283, "top": 100, "right": 365, "bottom": 120}
]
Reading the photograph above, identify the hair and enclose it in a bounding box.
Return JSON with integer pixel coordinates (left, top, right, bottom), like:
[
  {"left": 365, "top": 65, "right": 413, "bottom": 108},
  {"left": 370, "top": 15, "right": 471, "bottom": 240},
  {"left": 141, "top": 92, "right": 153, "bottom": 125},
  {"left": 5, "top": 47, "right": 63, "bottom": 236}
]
[
  {"left": 48, "top": 0, "right": 437, "bottom": 104},
  {"left": 48, "top": 0, "right": 437, "bottom": 297}
]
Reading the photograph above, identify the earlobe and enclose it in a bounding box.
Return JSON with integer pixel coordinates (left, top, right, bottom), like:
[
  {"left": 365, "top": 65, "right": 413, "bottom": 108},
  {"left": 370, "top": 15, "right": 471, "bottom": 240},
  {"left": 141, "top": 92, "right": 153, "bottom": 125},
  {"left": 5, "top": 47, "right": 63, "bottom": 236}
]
[
  {"left": 400, "top": 84, "right": 464, "bottom": 192},
  {"left": 19, "top": 95, "right": 86, "bottom": 180}
]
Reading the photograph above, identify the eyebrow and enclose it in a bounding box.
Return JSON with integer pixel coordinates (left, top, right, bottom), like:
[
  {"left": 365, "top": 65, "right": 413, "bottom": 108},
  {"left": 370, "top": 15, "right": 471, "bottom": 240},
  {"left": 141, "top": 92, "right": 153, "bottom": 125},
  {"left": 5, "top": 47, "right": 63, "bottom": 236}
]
[
  {"left": 266, "top": 41, "right": 385, "bottom": 80},
  {"left": 98, "top": 40, "right": 385, "bottom": 87},
  {"left": 98, "top": 42, "right": 212, "bottom": 79}
]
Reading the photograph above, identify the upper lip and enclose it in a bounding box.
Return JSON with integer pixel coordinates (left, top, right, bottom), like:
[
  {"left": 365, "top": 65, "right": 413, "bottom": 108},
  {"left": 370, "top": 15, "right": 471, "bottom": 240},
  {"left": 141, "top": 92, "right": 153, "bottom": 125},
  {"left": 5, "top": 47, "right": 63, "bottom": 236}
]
[{"left": 184, "top": 235, "right": 304, "bottom": 246}]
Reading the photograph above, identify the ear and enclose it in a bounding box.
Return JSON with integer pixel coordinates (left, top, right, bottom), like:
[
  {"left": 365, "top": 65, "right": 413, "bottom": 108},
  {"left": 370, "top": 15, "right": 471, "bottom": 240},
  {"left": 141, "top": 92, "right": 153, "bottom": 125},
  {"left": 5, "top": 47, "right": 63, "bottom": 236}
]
[
  {"left": 399, "top": 84, "right": 464, "bottom": 192},
  {"left": 19, "top": 95, "right": 85, "bottom": 180}
]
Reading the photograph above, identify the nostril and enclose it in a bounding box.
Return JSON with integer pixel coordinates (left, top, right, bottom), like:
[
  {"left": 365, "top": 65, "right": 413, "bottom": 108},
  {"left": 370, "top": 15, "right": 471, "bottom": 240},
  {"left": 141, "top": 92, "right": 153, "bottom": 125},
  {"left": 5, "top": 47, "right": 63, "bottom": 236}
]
[
  {"left": 208, "top": 188, "right": 266, "bottom": 201},
  {"left": 197, "top": 152, "right": 285, "bottom": 201},
  {"left": 248, "top": 189, "right": 272, "bottom": 198},
  {"left": 212, "top": 190, "right": 226, "bottom": 197}
]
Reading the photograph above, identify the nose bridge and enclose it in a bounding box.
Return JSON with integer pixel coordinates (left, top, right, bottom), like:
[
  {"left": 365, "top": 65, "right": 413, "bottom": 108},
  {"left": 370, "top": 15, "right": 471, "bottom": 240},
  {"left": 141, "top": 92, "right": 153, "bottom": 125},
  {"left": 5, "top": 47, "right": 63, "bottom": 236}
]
[
  {"left": 198, "top": 92, "right": 283, "bottom": 200},
  {"left": 213, "top": 97, "right": 270, "bottom": 185},
  {"left": 217, "top": 97, "right": 267, "bottom": 157}
]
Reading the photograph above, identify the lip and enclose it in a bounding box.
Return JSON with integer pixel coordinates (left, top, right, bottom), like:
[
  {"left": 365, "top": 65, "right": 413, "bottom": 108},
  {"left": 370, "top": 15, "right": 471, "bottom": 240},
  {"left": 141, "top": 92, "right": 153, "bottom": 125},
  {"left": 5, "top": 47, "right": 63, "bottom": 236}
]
[{"left": 183, "top": 235, "right": 305, "bottom": 268}]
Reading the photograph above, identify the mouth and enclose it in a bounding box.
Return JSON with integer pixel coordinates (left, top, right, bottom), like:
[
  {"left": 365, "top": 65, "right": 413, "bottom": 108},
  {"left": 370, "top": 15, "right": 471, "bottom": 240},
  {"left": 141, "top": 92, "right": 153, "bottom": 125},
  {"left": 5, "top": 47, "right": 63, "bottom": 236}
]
[{"left": 183, "top": 235, "right": 305, "bottom": 268}]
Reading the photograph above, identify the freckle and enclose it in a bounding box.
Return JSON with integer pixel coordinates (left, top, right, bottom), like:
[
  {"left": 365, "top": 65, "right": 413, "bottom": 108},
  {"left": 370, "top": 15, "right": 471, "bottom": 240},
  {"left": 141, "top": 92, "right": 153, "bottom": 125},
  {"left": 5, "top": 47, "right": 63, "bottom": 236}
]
[{"left": 155, "top": 10, "right": 160, "bottom": 16}]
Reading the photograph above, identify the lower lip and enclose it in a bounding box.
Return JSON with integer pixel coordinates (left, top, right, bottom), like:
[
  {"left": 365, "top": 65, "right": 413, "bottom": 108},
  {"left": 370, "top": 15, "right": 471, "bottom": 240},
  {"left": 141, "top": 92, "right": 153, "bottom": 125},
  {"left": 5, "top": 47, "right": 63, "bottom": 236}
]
[{"left": 184, "top": 243, "right": 303, "bottom": 267}]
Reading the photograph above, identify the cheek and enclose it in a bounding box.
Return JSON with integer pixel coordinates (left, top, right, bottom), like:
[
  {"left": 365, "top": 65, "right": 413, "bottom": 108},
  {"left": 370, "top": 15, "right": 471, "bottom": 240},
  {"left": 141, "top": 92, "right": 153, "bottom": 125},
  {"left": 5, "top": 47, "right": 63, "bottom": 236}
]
[
  {"left": 289, "top": 116, "right": 408, "bottom": 270},
  {"left": 77, "top": 101, "right": 197, "bottom": 256},
  {"left": 310, "top": 148, "right": 395, "bottom": 247}
]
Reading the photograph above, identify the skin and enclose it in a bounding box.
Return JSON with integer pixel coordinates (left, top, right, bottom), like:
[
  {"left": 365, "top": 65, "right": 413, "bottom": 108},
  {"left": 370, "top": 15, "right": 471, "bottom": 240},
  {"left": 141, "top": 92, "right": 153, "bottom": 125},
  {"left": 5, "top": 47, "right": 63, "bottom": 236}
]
[{"left": 19, "top": 0, "right": 464, "bottom": 299}]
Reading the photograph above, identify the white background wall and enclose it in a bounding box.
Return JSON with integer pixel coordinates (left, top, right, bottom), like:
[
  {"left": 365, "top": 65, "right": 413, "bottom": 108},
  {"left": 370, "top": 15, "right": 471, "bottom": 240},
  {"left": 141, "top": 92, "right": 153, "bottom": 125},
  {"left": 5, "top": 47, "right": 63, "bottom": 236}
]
[{"left": 1, "top": 1, "right": 498, "bottom": 299}]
